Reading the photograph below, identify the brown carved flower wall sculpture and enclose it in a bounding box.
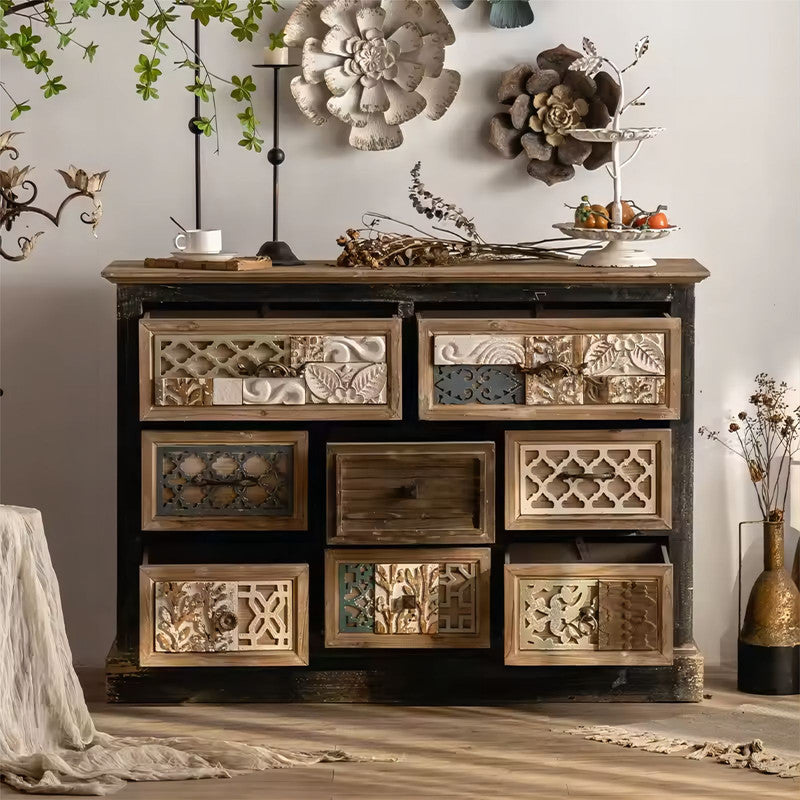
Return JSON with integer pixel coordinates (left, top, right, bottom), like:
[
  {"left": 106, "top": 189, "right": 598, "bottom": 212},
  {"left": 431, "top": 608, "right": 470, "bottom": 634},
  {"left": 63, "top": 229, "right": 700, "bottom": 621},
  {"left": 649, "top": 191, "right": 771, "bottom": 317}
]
[{"left": 489, "top": 44, "right": 621, "bottom": 186}]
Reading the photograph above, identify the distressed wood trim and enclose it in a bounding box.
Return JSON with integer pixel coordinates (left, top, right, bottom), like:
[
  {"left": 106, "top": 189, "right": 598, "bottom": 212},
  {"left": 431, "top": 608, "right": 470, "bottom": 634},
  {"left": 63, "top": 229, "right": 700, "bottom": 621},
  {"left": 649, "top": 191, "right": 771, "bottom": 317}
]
[
  {"left": 504, "top": 563, "right": 673, "bottom": 666},
  {"left": 326, "top": 441, "right": 495, "bottom": 544},
  {"left": 325, "top": 548, "right": 491, "bottom": 649},
  {"left": 139, "top": 564, "right": 309, "bottom": 667},
  {"left": 418, "top": 316, "right": 681, "bottom": 421},
  {"left": 102, "top": 259, "right": 711, "bottom": 285},
  {"left": 504, "top": 429, "right": 672, "bottom": 531},
  {"left": 139, "top": 318, "right": 402, "bottom": 421},
  {"left": 141, "top": 430, "right": 308, "bottom": 531}
]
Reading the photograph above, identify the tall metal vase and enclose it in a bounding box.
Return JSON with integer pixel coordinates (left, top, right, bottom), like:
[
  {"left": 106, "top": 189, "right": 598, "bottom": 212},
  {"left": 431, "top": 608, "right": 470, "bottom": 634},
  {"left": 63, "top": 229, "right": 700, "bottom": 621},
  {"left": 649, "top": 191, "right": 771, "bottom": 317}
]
[{"left": 738, "top": 520, "right": 800, "bottom": 694}]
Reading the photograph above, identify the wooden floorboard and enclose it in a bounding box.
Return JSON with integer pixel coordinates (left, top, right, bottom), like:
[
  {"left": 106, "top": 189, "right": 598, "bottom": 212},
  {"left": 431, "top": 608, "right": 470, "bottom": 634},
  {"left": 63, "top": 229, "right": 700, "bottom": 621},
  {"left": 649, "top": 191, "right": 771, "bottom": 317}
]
[{"left": 4, "top": 669, "right": 797, "bottom": 799}]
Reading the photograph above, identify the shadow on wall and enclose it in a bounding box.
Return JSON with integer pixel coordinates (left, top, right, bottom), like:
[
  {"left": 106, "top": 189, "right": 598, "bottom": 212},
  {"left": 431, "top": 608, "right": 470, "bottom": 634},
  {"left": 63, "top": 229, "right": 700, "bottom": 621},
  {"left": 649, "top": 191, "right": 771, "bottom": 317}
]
[{"left": 0, "top": 276, "right": 117, "bottom": 666}]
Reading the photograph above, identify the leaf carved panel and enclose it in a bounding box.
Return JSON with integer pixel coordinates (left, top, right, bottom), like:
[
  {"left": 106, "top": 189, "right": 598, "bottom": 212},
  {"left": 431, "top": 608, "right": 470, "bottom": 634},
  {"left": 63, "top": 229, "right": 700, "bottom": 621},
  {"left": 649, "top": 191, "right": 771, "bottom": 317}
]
[
  {"left": 306, "top": 362, "right": 387, "bottom": 404},
  {"left": 155, "top": 378, "right": 213, "bottom": 406},
  {"left": 519, "top": 579, "right": 599, "bottom": 650},
  {"left": 582, "top": 333, "right": 666, "bottom": 377},
  {"left": 374, "top": 563, "right": 440, "bottom": 634}
]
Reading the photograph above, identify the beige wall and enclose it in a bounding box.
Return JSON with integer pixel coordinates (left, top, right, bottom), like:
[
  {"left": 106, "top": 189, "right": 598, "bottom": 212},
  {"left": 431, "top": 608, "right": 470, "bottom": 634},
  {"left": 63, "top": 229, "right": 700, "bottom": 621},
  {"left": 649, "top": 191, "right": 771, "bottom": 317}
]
[{"left": 1, "top": 0, "right": 799, "bottom": 667}]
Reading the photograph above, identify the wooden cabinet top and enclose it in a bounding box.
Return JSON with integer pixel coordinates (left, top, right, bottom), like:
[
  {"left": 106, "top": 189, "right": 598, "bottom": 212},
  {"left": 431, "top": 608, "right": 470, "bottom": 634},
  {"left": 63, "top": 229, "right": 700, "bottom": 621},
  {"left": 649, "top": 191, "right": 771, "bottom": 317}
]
[{"left": 102, "top": 258, "right": 710, "bottom": 286}]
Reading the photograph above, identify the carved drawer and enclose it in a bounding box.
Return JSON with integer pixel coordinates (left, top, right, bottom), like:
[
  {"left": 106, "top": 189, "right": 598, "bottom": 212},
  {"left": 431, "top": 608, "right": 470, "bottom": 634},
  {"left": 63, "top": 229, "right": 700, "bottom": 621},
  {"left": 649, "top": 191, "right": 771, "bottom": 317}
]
[
  {"left": 325, "top": 548, "right": 490, "bottom": 648},
  {"left": 505, "top": 429, "right": 671, "bottom": 531},
  {"left": 418, "top": 316, "right": 681, "bottom": 420},
  {"left": 139, "top": 317, "right": 401, "bottom": 421},
  {"left": 139, "top": 564, "right": 309, "bottom": 667},
  {"left": 141, "top": 430, "right": 307, "bottom": 531},
  {"left": 504, "top": 561, "right": 672, "bottom": 666},
  {"left": 327, "top": 442, "right": 494, "bottom": 545}
]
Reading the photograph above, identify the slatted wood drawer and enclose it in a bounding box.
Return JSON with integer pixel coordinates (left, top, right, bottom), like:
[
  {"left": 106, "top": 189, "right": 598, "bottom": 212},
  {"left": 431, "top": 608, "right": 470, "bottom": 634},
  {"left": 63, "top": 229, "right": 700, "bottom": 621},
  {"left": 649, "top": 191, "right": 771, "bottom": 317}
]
[
  {"left": 142, "top": 430, "right": 308, "bottom": 531},
  {"left": 418, "top": 316, "right": 681, "bottom": 420},
  {"left": 326, "top": 442, "right": 495, "bottom": 544},
  {"left": 139, "top": 564, "right": 309, "bottom": 667},
  {"left": 504, "top": 561, "right": 672, "bottom": 666},
  {"left": 139, "top": 317, "right": 402, "bottom": 421},
  {"left": 325, "top": 548, "right": 491, "bottom": 648},
  {"left": 505, "top": 429, "right": 671, "bottom": 531}
]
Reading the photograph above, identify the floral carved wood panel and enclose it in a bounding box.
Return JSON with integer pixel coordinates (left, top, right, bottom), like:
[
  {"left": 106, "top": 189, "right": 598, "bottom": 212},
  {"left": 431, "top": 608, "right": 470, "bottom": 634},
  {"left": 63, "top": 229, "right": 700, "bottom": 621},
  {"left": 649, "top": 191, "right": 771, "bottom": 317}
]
[
  {"left": 154, "top": 580, "right": 294, "bottom": 653},
  {"left": 374, "top": 563, "right": 440, "bottom": 634},
  {"left": 155, "top": 378, "right": 213, "bottom": 406},
  {"left": 519, "top": 443, "right": 657, "bottom": 517},
  {"left": 519, "top": 579, "right": 599, "bottom": 650},
  {"left": 157, "top": 445, "right": 294, "bottom": 517}
]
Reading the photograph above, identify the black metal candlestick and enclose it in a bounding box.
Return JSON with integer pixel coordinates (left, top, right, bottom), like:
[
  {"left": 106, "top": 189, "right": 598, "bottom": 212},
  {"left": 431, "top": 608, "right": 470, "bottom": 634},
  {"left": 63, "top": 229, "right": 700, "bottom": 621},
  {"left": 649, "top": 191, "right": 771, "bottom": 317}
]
[{"left": 253, "top": 63, "right": 304, "bottom": 265}]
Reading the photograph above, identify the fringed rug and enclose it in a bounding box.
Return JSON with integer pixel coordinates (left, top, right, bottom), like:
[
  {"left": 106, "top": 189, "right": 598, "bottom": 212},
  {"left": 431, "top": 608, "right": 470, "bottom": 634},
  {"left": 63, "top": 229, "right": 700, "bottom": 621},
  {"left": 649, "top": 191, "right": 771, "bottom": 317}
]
[
  {"left": 0, "top": 506, "right": 384, "bottom": 795},
  {"left": 566, "top": 725, "right": 800, "bottom": 779}
]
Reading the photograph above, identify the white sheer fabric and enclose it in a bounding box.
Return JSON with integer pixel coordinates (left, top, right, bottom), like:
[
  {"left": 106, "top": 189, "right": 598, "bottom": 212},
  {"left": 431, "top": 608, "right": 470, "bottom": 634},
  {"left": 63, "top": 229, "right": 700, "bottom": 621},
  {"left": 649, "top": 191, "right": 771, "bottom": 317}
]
[{"left": 0, "top": 506, "right": 363, "bottom": 795}]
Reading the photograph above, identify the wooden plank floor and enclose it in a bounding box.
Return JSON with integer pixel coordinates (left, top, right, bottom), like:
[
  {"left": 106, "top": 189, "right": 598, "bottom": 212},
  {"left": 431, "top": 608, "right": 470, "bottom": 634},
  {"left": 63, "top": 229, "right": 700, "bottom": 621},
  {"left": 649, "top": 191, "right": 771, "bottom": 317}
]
[{"left": 4, "top": 670, "right": 797, "bottom": 799}]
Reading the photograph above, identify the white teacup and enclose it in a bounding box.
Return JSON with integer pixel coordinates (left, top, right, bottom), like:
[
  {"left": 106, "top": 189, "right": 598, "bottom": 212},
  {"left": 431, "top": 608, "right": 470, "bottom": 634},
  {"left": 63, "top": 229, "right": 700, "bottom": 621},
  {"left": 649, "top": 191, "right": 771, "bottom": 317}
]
[{"left": 173, "top": 229, "right": 222, "bottom": 254}]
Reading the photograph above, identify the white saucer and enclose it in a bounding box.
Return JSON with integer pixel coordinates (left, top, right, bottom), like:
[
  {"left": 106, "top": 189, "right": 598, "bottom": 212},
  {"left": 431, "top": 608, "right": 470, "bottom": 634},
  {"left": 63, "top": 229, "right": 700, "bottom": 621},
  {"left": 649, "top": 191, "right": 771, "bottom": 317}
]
[{"left": 170, "top": 251, "right": 238, "bottom": 261}]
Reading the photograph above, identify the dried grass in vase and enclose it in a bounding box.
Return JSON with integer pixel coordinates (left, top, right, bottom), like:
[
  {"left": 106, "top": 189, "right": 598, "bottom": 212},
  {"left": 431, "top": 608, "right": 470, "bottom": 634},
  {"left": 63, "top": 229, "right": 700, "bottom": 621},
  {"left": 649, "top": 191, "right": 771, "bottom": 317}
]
[
  {"left": 336, "top": 162, "right": 590, "bottom": 269},
  {"left": 699, "top": 373, "right": 800, "bottom": 522}
]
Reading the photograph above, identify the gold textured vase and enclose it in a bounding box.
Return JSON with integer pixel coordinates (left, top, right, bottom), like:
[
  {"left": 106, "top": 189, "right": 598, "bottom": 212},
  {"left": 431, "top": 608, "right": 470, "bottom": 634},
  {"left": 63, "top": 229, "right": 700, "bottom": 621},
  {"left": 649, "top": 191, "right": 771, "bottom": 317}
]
[{"left": 740, "top": 521, "right": 800, "bottom": 647}]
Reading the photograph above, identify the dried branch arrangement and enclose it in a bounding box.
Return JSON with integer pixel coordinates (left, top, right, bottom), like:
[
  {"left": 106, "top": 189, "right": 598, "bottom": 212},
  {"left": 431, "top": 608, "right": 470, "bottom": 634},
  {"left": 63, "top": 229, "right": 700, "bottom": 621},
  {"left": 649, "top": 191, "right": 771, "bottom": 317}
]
[
  {"left": 336, "top": 162, "right": 587, "bottom": 269},
  {"left": 699, "top": 374, "right": 800, "bottom": 521}
]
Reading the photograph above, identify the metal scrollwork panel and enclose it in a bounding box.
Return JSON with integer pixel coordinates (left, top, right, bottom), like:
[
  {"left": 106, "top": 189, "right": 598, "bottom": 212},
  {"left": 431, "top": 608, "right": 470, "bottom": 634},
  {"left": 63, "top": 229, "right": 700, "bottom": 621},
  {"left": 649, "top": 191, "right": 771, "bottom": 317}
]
[
  {"left": 434, "top": 365, "right": 525, "bottom": 405},
  {"left": 519, "top": 579, "right": 599, "bottom": 650},
  {"left": 157, "top": 445, "right": 293, "bottom": 517},
  {"left": 339, "top": 563, "right": 375, "bottom": 633}
]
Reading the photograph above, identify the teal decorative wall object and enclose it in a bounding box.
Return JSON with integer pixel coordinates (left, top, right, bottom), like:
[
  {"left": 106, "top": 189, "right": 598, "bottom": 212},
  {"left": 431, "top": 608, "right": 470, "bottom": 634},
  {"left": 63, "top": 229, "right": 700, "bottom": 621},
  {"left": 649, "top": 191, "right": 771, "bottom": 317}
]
[
  {"left": 339, "top": 563, "right": 375, "bottom": 632},
  {"left": 453, "top": 0, "right": 534, "bottom": 29}
]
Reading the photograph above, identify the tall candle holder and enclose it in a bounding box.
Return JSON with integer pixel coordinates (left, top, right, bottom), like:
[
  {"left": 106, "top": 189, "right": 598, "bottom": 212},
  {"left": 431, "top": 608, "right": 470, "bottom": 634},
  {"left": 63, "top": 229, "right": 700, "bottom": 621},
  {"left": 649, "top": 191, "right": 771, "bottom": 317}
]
[{"left": 253, "top": 63, "right": 304, "bottom": 265}]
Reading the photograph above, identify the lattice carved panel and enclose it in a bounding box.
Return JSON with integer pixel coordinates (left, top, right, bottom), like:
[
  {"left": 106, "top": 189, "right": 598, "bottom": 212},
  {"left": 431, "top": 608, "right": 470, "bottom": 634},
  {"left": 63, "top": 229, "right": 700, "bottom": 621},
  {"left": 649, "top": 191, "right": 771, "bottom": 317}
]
[
  {"left": 598, "top": 580, "right": 659, "bottom": 651},
  {"left": 157, "top": 445, "right": 293, "bottom": 517},
  {"left": 519, "top": 580, "right": 599, "bottom": 650},
  {"left": 237, "top": 581, "right": 293, "bottom": 650},
  {"left": 156, "top": 335, "right": 290, "bottom": 378},
  {"left": 438, "top": 563, "right": 477, "bottom": 632},
  {"left": 519, "top": 443, "right": 657, "bottom": 517},
  {"left": 374, "top": 563, "right": 440, "bottom": 634}
]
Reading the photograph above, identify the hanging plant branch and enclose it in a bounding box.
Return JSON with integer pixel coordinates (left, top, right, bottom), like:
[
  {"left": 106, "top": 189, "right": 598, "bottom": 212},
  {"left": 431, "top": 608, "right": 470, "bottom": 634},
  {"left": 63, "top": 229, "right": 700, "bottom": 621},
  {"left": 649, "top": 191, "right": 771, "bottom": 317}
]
[{"left": 0, "top": 0, "right": 280, "bottom": 150}]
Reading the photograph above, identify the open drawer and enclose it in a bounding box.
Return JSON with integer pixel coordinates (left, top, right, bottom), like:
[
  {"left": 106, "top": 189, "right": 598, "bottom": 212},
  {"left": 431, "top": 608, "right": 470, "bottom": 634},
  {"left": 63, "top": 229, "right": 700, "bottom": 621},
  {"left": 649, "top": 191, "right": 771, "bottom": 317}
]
[
  {"left": 504, "top": 542, "right": 673, "bottom": 666},
  {"left": 139, "top": 317, "right": 401, "bottom": 421},
  {"left": 418, "top": 315, "right": 681, "bottom": 420}
]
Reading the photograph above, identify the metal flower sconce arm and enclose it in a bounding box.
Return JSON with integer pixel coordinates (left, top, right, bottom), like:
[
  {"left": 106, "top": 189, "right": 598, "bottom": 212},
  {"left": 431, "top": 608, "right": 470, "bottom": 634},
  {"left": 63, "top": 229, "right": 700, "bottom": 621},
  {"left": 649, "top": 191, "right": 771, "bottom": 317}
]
[
  {"left": 0, "top": 132, "right": 107, "bottom": 261},
  {"left": 285, "top": 0, "right": 461, "bottom": 151}
]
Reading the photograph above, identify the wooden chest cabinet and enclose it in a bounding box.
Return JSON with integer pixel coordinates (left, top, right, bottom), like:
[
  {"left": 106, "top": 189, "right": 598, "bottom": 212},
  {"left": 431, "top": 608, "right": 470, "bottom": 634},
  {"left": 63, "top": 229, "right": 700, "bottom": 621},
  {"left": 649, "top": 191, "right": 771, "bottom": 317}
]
[{"left": 104, "top": 259, "right": 708, "bottom": 703}]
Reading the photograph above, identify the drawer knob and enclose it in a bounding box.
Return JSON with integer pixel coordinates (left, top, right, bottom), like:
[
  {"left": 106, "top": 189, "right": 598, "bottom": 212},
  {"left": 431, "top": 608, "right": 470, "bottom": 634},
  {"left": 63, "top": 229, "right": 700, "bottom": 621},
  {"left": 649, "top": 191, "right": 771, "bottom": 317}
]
[
  {"left": 399, "top": 481, "right": 420, "bottom": 499},
  {"left": 558, "top": 470, "right": 615, "bottom": 481}
]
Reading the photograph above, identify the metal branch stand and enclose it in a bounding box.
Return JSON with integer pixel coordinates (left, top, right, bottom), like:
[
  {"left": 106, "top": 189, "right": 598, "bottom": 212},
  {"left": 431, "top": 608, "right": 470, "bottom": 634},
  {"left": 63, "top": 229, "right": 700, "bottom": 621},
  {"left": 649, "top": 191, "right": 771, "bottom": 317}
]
[{"left": 254, "top": 64, "right": 304, "bottom": 265}]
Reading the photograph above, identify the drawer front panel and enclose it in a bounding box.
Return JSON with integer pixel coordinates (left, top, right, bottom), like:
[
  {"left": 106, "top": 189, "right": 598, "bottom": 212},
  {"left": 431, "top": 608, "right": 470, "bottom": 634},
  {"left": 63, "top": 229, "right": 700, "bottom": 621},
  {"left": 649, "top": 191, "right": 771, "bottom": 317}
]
[
  {"left": 142, "top": 431, "right": 307, "bottom": 530},
  {"left": 139, "top": 564, "right": 308, "bottom": 667},
  {"left": 327, "top": 442, "right": 495, "bottom": 544},
  {"left": 505, "top": 430, "right": 671, "bottom": 530},
  {"left": 326, "top": 548, "right": 490, "bottom": 648},
  {"left": 140, "top": 318, "right": 401, "bottom": 420},
  {"left": 419, "top": 317, "right": 681, "bottom": 420},
  {"left": 504, "top": 564, "right": 672, "bottom": 665}
]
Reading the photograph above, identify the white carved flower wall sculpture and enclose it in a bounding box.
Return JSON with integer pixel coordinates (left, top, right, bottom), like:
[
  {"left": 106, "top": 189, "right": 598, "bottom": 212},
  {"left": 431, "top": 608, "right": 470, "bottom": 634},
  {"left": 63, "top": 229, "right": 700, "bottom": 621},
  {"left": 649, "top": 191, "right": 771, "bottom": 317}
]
[{"left": 285, "top": 0, "right": 461, "bottom": 151}]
